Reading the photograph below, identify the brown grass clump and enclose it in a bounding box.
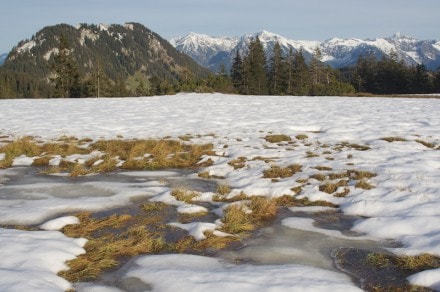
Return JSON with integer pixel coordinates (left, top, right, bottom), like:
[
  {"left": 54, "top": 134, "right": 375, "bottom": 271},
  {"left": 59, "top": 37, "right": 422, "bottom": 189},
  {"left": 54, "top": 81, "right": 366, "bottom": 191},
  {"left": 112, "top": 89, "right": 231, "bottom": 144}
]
[
  {"left": 263, "top": 164, "right": 302, "bottom": 179},
  {"left": 310, "top": 173, "right": 327, "bottom": 181},
  {"left": 59, "top": 212, "right": 165, "bottom": 282},
  {"left": 228, "top": 157, "right": 247, "bottom": 169},
  {"left": 305, "top": 151, "right": 320, "bottom": 158},
  {"left": 275, "top": 195, "right": 337, "bottom": 208},
  {"left": 213, "top": 191, "right": 248, "bottom": 203},
  {"left": 366, "top": 252, "right": 440, "bottom": 272},
  {"left": 335, "top": 142, "right": 371, "bottom": 151},
  {"left": 313, "top": 166, "right": 333, "bottom": 171},
  {"left": 216, "top": 184, "right": 231, "bottom": 196},
  {"left": 264, "top": 134, "right": 291, "bottom": 143},
  {"left": 220, "top": 197, "right": 278, "bottom": 235},
  {"left": 295, "top": 134, "right": 309, "bottom": 140},
  {"left": 172, "top": 231, "right": 238, "bottom": 253},
  {"left": 319, "top": 180, "right": 348, "bottom": 194},
  {"left": 415, "top": 139, "right": 436, "bottom": 149},
  {"left": 220, "top": 205, "right": 255, "bottom": 234},
  {"left": 91, "top": 139, "right": 213, "bottom": 170},
  {"left": 32, "top": 156, "right": 52, "bottom": 166},
  {"left": 171, "top": 189, "right": 199, "bottom": 203},
  {"left": 140, "top": 202, "right": 168, "bottom": 212},
  {"left": 381, "top": 137, "right": 408, "bottom": 142},
  {"left": 349, "top": 170, "right": 377, "bottom": 180},
  {"left": 0, "top": 137, "right": 41, "bottom": 168},
  {"left": 197, "top": 171, "right": 226, "bottom": 179},
  {"left": 69, "top": 164, "right": 91, "bottom": 177},
  {"left": 355, "top": 180, "right": 375, "bottom": 190}
]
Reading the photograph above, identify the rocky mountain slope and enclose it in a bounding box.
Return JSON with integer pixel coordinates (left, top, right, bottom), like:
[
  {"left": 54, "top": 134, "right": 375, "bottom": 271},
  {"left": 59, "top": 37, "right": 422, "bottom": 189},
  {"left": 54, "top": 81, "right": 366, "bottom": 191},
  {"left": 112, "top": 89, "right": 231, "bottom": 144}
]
[{"left": 1, "top": 23, "right": 209, "bottom": 97}]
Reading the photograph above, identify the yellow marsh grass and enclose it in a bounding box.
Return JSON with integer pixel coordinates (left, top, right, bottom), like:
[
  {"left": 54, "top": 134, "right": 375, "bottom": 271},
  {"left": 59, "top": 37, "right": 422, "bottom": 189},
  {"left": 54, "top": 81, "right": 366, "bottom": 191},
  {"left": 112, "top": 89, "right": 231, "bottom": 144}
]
[
  {"left": 275, "top": 195, "right": 337, "bottom": 208},
  {"left": 60, "top": 212, "right": 164, "bottom": 282},
  {"left": 319, "top": 180, "right": 348, "bottom": 194},
  {"left": 366, "top": 252, "right": 440, "bottom": 272},
  {"left": 221, "top": 197, "right": 278, "bottom": 234},
  {"left": 173, "top": 231, "right": 238, "bottom": 253},
  {"left": 216, "top": 184, "right": 231, "bottom": 196},
  {"left": 91, "top": 139, "right": 213, "bottom": 170},
  {"left": 171, "top": 188, "right": 199, "bottom": 203},
  {"left": 0, "top": 137, "right": 213, "bottom": 175},
  {"left": 0, "top": 137, "right": 41, "bottom": 168}
]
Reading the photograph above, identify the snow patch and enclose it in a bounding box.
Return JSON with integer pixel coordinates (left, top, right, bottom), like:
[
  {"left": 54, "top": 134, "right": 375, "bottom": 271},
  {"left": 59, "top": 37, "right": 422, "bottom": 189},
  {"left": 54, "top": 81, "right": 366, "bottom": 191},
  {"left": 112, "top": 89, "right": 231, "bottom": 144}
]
[
  {"left": 0, "top": 228, "right": 86, "bottom": 291},
  {"left": 125, "top": 254, "right": 363, "bottom": 292},
  {"left": 17, "top": 40, "right": 36, "bottom": 54},
  {"left": 39, "top": 216, "right": 79, "bottom": 230},
  {"left": 43, "top": 48, "right": 59, "bottom": 60}
]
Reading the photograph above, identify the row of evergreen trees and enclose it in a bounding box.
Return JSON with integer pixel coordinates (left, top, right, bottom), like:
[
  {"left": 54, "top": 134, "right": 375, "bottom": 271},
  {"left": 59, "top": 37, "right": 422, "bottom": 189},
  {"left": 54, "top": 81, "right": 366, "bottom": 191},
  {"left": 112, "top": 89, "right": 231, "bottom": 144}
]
[
  {"left": 344, "top": 54, "right": 440, "bottom": 94},
  {"left": 230, "top": 38, "right": 355, "bottom": 96}
]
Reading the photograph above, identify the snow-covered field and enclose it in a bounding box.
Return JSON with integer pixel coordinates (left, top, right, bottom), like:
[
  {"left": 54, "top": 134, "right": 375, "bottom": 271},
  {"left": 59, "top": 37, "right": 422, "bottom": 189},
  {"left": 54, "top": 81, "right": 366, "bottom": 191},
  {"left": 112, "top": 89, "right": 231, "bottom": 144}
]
[{"left": 0, "top": 93, "right": 439, "bottom": 291}]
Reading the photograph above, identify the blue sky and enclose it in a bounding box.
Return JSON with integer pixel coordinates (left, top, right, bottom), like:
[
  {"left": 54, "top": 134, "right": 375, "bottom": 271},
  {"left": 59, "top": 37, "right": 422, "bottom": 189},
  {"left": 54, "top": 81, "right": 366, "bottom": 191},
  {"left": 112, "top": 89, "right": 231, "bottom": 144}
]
[{"left": 1, "top": 0, "right": 439, "bottom": 53}]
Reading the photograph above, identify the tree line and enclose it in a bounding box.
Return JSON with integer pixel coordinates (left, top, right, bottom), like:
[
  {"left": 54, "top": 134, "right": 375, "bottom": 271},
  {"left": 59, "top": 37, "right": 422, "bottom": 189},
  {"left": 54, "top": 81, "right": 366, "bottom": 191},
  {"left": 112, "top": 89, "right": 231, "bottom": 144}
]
[
  {"left": 230, "top": 38, "right": 355, "bottom": 96},
  {"left": 2, "top": 34, "right": 440, "bottom": 98},
  {"left": 342, "top": 53, "right": 440, "bottom": 94}
]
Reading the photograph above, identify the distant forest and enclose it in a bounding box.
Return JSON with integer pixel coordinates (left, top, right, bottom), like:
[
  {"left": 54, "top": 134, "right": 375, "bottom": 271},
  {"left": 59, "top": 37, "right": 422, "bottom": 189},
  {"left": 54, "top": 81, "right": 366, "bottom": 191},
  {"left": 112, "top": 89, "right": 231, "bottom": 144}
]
[{"left": 1, "top": 34, "right": 440, "bottom": 98}]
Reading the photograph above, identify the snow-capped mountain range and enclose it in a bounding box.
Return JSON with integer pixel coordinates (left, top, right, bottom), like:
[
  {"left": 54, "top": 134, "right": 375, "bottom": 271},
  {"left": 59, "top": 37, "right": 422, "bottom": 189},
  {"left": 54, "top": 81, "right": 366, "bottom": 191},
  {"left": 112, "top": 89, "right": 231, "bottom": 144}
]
[{"left": 170, "top": 31, "right": 440, "bottom": 71}]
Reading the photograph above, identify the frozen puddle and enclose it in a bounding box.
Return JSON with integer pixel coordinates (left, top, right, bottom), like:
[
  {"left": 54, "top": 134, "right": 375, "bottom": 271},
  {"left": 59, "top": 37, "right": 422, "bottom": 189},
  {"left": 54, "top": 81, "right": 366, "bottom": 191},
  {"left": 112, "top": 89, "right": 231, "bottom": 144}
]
[
  {"left": 0, "top": 167, "right": 396, "bottom": 291},
  {"left": 219, "top": 222, "right": 389, "bottom": 271},
  {"left": 0, "top": 167, "right": 216, "bottom": 225}
]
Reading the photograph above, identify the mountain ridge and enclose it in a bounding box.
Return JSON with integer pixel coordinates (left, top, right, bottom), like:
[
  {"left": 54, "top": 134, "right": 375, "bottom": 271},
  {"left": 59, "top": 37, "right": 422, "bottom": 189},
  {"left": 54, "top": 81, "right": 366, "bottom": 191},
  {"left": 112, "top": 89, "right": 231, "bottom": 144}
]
[
  {"left": 0, "top": 22, "right": 210, "bottom": 97},
  {"left": 170, "top": 31, "right": 440, "bottom": 71}
]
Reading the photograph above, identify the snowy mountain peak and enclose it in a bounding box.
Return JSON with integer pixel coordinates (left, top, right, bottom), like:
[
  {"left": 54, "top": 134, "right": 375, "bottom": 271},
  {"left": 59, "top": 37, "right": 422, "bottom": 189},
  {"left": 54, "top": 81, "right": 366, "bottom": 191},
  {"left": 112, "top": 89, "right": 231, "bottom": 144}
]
[{"left": 170, "top": 32, "right": 238, "bottom": 52}]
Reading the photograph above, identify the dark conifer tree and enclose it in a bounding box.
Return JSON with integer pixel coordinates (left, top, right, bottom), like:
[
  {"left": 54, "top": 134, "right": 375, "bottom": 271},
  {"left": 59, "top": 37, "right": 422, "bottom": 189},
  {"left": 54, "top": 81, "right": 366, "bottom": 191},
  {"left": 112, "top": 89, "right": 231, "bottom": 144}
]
[
  {"left": 268, "top": 42, "right": 286, "bottom": 95},
  {"left": 50, "top": 34, "right": 81, "bottom": 98},
  {"left": 243, "top": 37, "right": 267, "bottom": 95},
  {"left": 230, "top": 50, "right": 243, "bottom": 93}
]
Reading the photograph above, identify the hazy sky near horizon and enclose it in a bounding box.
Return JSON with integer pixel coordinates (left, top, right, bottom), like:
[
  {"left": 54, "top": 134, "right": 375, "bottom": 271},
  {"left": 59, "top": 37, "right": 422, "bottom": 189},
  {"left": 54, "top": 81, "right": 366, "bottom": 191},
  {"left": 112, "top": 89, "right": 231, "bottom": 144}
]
[{"left": 1, "top": 0, "right": 439, "bottom": 53}]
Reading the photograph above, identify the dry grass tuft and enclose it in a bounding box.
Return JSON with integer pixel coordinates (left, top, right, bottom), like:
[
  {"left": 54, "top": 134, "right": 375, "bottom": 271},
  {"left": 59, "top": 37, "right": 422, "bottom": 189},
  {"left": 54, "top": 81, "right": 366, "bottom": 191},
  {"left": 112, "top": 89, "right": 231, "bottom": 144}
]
[
  {"left": 313, "top": 166, "right": 333, "bottom": 171},
  {"left": 0, "top": 137, "right": 41, "bottom": 168},
  {"left": 264, "top": 134, "right": 291, "bottom": 143},
  {"left": 263, "top": 164, "right": 302, "bottom": 179},
  {"left": 172, "top": 231, "right": 238, "bottom": 253},
  {"left": 355, "top": 180, "right": 375, "bottom": 190},
  {"left": 319, "top": 180, "right": 348, "bottom": 194},
  {"left": 305, "top": 151, "right": 320, "bottom": 158},
  {"left": 216, "top": 184, "right": 231, "bottom": 196},
  {"left": 366, "top": 252, "right": 440, "bottom": 272},
  {"left": 228, "top": 157, "right": 247, "bottom": 169},
  {"left": 310, "top": 173, "right": 327, "bottom": 181},
  {"left": 335, "top": 142, "right": 371, "bottom": 151},
  {"left": 213, "top": 191, "right": 248, "bottom": 203},
  {"left": 171, "top": 188, "right": 199, "bottom": 203},
  {"left": 295, "top": 134, "right": 309, "bottom": 140},
  {"left": 221, "top": 205, "right": 255, "bottom": 234},
  {"left": 275, "top": 195, "right": 337, "bottom": 208},
  {"left": 381, "top": 137, "right": 408, "bottom": 142},
  {"left": 220, "top": 197, "right": 278, "bottom": 234},
  {"left": 415, "top": 139, "right": 436, "bottom": 149},
  {"left": 59, "top": 212, "right": 165, "bottom": 282}
]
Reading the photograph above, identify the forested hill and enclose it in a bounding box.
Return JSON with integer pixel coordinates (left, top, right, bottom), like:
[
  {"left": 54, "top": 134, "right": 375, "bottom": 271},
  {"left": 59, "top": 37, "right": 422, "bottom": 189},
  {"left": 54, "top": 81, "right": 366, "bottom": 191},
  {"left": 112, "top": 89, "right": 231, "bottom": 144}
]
[{"left": 0, "top": 23, "right": 210, "bottom": 98}]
